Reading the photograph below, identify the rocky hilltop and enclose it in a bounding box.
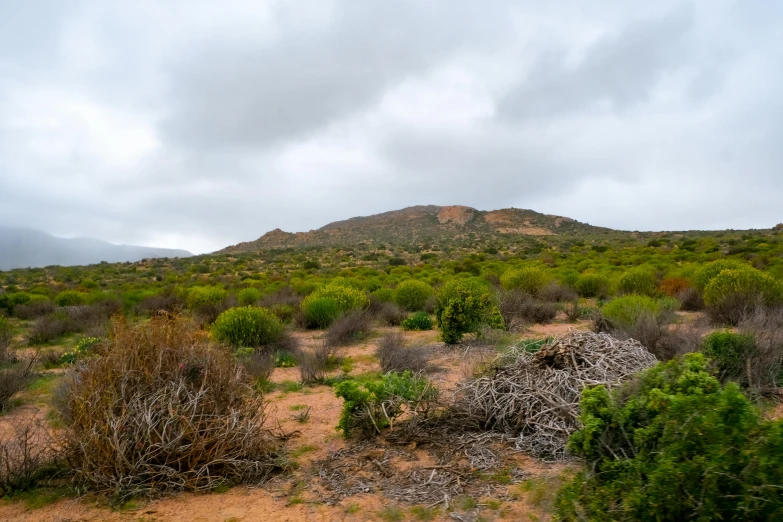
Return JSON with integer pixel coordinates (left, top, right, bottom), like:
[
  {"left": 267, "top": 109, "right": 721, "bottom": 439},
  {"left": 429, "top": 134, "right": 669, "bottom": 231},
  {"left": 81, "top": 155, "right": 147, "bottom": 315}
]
[{"left": 219, "top": 205, "right": 611, "bottom": 253}]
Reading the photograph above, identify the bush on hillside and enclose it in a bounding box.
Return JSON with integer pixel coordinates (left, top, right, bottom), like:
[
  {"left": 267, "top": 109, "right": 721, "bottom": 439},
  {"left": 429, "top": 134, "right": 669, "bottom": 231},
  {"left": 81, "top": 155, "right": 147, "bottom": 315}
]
[
  {"left": 393, "top": 280, "right": 433, "bottom": 312},
  {"left": 556, "top": 354, "right": 783, "bottom": 521},
  {"left": 500, "top": 267, "right": 551, "bottom": 296},
  {"left": 212, "top": 306, "right": 283, "bottom": 349},
  {"left": 435, "top": 279, "right": 503, "bottom": 344},
  {"left": 59, "top": 317, "right": 283, "bottom": 499}
]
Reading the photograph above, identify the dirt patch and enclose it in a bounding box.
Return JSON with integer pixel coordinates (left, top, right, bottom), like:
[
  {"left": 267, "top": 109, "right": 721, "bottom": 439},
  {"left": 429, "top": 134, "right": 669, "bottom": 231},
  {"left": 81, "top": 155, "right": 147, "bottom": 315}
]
[{"left": 437, "top": 206, "right": 476, "bottom": 225}]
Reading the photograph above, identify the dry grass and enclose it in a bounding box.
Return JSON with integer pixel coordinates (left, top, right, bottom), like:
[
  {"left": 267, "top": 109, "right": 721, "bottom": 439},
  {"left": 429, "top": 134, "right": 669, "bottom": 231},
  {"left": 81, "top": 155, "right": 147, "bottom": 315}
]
[{"left": 58, "top": 316, "right": 284, "bottom": 500}]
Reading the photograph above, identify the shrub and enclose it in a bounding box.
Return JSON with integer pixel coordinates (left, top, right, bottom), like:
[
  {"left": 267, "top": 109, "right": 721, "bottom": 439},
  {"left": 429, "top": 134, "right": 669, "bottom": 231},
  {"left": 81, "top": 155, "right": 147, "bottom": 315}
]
[
  {"left": 401, "top": 312, "right": 433, "bottom": 331},
  {"left": 376, "top": 333, "right": 430, "bottom": 374},
  {"left": 212, "top": 306, "right": 283, "bottom": 348},
  {"left": 371, "top": 301, "right": 408, "bottom": 326},
  {"left": 617, "top": 267, "right": 657, "bottom": 296},
  {"left": 676, "top": 286, "right": 704, "bottom": 311},
  {"left": 59, "top": 316, "right": 283, "bottom": 499},
  {"left": 298, "top": 342, "right": 333, "bottom": 384},
  {"left": 703, "top": 267, "right": 783, "bottom": 325},
  {"left": 370, "top": 287, "right": 394, "bottom": 303},
  {"left": 269, "top": 303, "right": 296, "bottom": 324},
  {"left": 60, "top": 336, "right": 104, "bottom": 365},
  {"left": 13, "top": 296, "right": 54, "bottom": 320},
  {"left": 601, "top": 295, "right": 678, "bottom": 330},
  {"left": 693, "top": 259, "right": 747, "bottom": 290},
  {"left": 435, "top": 279, "right": 503, "bottom": 344},
  {"left": 301, "top": 297, "right": 341, "bottom": 329},
  {"left": 393, "top": 280, "right": 433, "bottom": 312},
  {"left": 237, "top": 287, "right": 261, "bottom": 307},
  {"left": 54, "top": 290, "right": 87, "bottom": 307},
  {"left": 738, "top": 308, "right": 783, "bottom": 388},
  {"left": 0, "top": 356, "right": 36, "bottom": 412},
  {"left": 325, "top": 311, "right": 372, "bottom": 347},
  {"left": 702, "top": 331, "right": 756, "bottom": 384},
  {"left": 538, "top": 282, "right": 578, "bottom": 303},
  {"left": 500, "top": 267, "right": 551, "bottom": 296},
  {"left": 575, "top": 273, "right": 610, "bottom": 298},
  {"left": 497, "top": 290, "right": 557, "bottom": 329},
  {"left": 0, "top": 316, "right": 12, "bottom": 355},
  {"left": 659, "top": 276, "right": 690, "bottom": 297},
  {"left": 335, "top": 371, "right": 437, "bottom": 437},
  {"left": 186, "top": 286, "right": 228, "bottom": 324},
  {"left": 556, "top": 354, "right": 783, "bottom": 521},
  {"left": 0, "top": 419, "right": 58, "bottom": 496}
]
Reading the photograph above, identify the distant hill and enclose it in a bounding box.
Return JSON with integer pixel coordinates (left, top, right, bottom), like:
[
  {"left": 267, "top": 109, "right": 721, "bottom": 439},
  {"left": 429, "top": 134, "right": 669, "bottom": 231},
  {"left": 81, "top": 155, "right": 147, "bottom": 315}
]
[
  {"left": 0, "top": 227, "right": 192, "bottom": 270},
  {"left": 219, "top": 205, "right": 613, "bottom": 253}
]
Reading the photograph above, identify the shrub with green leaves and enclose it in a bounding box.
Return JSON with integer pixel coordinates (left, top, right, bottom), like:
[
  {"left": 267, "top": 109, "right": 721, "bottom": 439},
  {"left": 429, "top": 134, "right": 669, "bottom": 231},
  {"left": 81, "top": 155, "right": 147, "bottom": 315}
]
[
  {"left": 693, "top": 259, "right": 747, "bottom": 290},
  {"left": 335, "top": 371, "right": 437, "bottom": 437},
  {"left": 703, "top": 267, "right": 783, "bottom": 324},
  {"left": 500, "top": 267, "right": 551, "bottom": 296},
  {"left": 393, "top": 280, "right": 433, "bottom": 311},
  {"left": 401, "top": 311, "right": 433, "bottom": 331},
  {"left": 300, "top": 284, "right": 369, "bottom": 329},
  {"left": 370, "top": 287, "right": 394, "bottom": 303},
  {"left": 702, "top": 330, "right": 757, "bottom": 383},
  {"left": 575, "top": 273, "right": 610, "bottom": 298},
  {"left": 617, "top": 267, "right": 657, "bottom": 296},
  {"left": 435, "top": 279, "right": 503, "bottom": 344},
  {"left": 601, "top": 295, "right": 678, "bottom": 330},
  {"left": 186, "top": 286, "right": 227, "bottom": 312},
  {"left": 556, "top": 353, "right": 783, "bottom": 521},
  {"left": 212, "top": 306, "right": 283, "bottom": 348},
  {"left": 237, "top": 287, "right": 261, "bottom": 306},
  {"left": 54, "top": 290, "right": 87, "bottom": 307},
  {"left": 60, "top": 336, "right": 103, "bottom": 365}
]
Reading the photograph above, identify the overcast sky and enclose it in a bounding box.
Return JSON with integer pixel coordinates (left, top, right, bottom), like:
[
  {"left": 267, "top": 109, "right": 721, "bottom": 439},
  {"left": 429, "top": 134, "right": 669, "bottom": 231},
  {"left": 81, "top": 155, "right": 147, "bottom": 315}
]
[{"left": 0, "top": 1, "right": 781, "bottom": 254}]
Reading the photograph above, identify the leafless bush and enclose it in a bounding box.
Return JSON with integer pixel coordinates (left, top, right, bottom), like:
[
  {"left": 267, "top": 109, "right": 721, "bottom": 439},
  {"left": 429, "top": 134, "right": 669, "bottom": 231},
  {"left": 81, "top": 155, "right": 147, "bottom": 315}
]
[
  {"left": 299, "top": 342, "right": 333, "bottom": 384},
  {"left": 371, "top": 302, "right": 408, "bottom": 326},
  {"left": 497, "top": 290, "right": 557, "bottom": 330},
  {"left": 706, "top": 293, "right": 764, "bottom": 326},
  {"left": 651, "top": 325, "right": 704, "bottom": 361},
  {"left": 563, "top": 299, "right": 582, "bottom": 322},
  {"left": 238, "top": 351, "right": 276, "bottom": 381},
  {"left": 539, "top": 282, "right": 578, "bottom": 303},
  {"left": 376, "top": 333, "right": 430, "bottom": 374},
  {"left": 260, "top": 287, "right": 302, "bottom": 309},
  {"left": 39, "top": 348, "right": 64, "bottom": 369},
  {"left": 738, "top": 308, "right": 783, "bottom": 390},
  {"left": 28, "top": 304, "right": 118, "bottom": 344},
  {"left": 0, "top": 418, "right": 59, "bottom": 495},
  {"left": 59, "top": 316, "right": 284, "bottom": 500},
  {"left": 259, "top": 329, "right": 299, "bottom": 356},
  {"left": 13, "top": 300, "right": 55, "bottom": 320},
  {"left": 135, "top": 293, "right": 184, "bottom": 315},
  {"left": 0, "top": 356, "right": 36, "bottom": 412},
  {"left": 28, "top": 314, "right": 70, "bottom": 344},
  {"left": 325, "top": 311, "right": 373, "bottom": 347},
  {"left": 677, "top": 287, "right": 704, "bottom": 311}
]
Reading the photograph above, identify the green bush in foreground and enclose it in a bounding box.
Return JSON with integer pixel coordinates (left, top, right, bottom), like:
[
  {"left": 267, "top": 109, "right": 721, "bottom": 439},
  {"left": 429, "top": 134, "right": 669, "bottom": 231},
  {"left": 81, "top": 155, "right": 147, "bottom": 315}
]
[
  {"left": 393, "top": 280, "right": 433, "bottom": 311},
  {"left": 401, "top": 312, "right": 433, "bottom": 331},
  {"left": 335, "top": 371, "right": 437, "bottom": 437},
  {"left": 702, "top": 330, "right": 757, "bottom": 383},
  {"left": 556, "top": 354, "right": 783, "bottom": 521},
  {"left": 435, "top": 279, "right": 503, "bottom": 344},
  {"left": 212, "top": 306, "right": 283, "bottom": 348}
]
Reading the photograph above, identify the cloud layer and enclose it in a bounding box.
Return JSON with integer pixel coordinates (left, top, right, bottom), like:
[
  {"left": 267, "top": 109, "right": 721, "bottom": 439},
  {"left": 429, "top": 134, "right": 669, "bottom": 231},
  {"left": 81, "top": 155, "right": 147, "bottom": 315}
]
[{"left": 1, "top": 0, "right": 780, "bottom": 253}]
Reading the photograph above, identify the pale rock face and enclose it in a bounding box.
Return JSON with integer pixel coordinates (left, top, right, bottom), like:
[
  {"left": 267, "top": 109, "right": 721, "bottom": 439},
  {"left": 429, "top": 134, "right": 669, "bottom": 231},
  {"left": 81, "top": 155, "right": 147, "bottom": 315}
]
[{"left": 437, "top": 205, "right": 476, "bottom": 225}]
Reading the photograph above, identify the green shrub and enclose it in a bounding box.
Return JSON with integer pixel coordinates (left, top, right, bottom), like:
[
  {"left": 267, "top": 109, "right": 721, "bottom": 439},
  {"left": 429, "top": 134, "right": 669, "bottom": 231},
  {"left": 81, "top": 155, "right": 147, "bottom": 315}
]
[
  {"left": 371, "top": 288, "right": 394, "bottom": 303},
  {"left": 54, "top": 290, "right": 87, "bottom": 307},
  {"left": 601, "top": 295, "right": 678, "bottom": 330},
  {"left": 60, "top": 336, "right": 103, "bottom": 365},
  {"left": 435, "top": 279, "right": 503, "bottom": 344},
  {"left": 269, "top": 304, "right": 296, "bottom": 324},
  {"left": 7, "top": 292, "right": 33, "bottom": 307},
  {"left": 500, "top": 267, "right": 551, "bottom": 295},
  {"left": 237, "top": 287, "right": 261, "bottom": 307},
  {"left": 335, "top": 371, "right": 437, "bottom": 437},
  {"left": 617, "top": 267, "right": 657, "bottom": 296},
  {"left": 575, "top": 274, "right": 610, "bottom": 298},
  {"left": 703, "top": 267, "right": 783, "bottom": 324},
  {"left": 186, "top": 286, "right": 227, "bottom": 310},
  {"left": 556, "top": 354, "right": 783, "bottom": 521},
  {"left": 702, "top": 331, "right": 757, "bottom": 383},
  {"left": 212, "top": 306, "right": 283, "bottom": 348},
  {"left": 393, "top": 280, "right": 433, "bottom": 311},
  {"left": 693, "top": 259, "right": 747, "bottom": 290},
  {"left": 401, "top": 312, "right": 433, "bottom": 331},
  {"left": 301, "top": 297, "right": 341, "bottom": 329}
]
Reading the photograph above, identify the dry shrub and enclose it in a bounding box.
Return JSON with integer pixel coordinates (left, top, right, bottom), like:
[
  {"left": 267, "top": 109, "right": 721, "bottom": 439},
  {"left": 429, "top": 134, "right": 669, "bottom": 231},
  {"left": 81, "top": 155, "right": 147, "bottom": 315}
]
[
  {"left": 371, "top": 301, "right": 408, "bottom": 326},
  {"left": 135, "top": 293, "right": 184, "bottom": 315},
  {"left": 653, "top": 324, "right": 705, "bottom": 361},
  {"left": 706, "top": 293, "right": 765, "bottom": 326},
  {"left": 59, "top": 316, "right": 284, "bottom": 500},
  {"left": 238, "top": 351, "right": 276, "bottom": 381},
  {"left": 29, "top": 304, "right": 118, "bottom": 344},
  {"left": 260, "top": 287, "right": 302, "bottom": 309},
  {"left": 497, "top": 290, "right": 557, "bottom": 329},
  {"left": 677, "top": 287, "right": 705, "bottom": 311},
  {"left": 13, "top": 300, "right": 55, "bottom": 320},
  {"left": 325, "top": 311, "right": 373, "bottom": 347},
  {"left": 659, "top": 277, "right": 691, "bottom": 297},
  {"left": 738, "top": 308, "right": 783, "bottom": 390},
  {"left": 0, "top": 418, "right": 59, "bottom": 495},
  {"left": 538, "top": 282, "right": 578, "bottom": 303},
  {"left": 299, "top": 342, "right": 333, "bottom": 384},
  {"left": 0, "top": 356, "right": 36, "bottom": 412},
  {"left": 563, "top": 299, "right": 582, "bottom": 322},
  {"left": 376, "top": 333, "right": 430, "bottom": 374}
]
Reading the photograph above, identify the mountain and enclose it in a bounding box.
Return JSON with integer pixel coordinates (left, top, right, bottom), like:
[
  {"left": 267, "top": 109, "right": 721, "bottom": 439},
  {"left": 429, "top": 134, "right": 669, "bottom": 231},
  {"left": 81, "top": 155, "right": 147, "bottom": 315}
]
[
  {"left": 0, "top": 227, "right": 192, "bottom": 270},
  {"left": 219, "top": 205, "right": 613, "bottom": 253}
]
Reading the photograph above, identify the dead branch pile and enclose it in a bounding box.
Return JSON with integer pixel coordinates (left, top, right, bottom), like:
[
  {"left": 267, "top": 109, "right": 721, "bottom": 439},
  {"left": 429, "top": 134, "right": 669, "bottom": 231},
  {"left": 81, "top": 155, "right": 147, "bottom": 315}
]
[
  {"left": 59, "top": 316, "right": 285, "bottom": 500},
  {"left": 455, "top": 331, "right": 657, "bottom": 459}
]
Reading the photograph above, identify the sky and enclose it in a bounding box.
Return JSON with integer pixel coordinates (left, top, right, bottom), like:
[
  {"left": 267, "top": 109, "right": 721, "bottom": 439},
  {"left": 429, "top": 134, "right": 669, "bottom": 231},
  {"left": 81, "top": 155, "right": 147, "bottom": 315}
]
[{"left": 0, "top": 1, "right": 781, "bottom": 254}]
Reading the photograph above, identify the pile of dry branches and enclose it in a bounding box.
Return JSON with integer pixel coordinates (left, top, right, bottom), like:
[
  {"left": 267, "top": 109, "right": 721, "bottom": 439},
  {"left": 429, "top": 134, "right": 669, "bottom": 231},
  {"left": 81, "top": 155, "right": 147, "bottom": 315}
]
[
  {"left": 59, "top": 316, "right": 284, "bottom": 500},
  {"left": 455, "top": 331, "right": 657, "bottom": 459}
]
